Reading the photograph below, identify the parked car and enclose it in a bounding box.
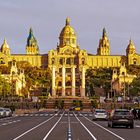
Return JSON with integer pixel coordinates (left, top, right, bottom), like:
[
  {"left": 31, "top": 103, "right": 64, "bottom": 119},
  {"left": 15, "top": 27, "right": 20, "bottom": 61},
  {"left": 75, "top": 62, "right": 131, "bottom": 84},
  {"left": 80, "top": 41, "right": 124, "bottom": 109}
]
[
  {"left": 108, "top": 109, "right": 134, "bottom": 128},
  {"left": 0, "top": 107, "right": 6, "bottom": 118},
  {"left": 92, "top": 109, "right": 108, "bottom": 120},
  {"left": 4, "top": 108, "right": 12, "bottom": 117}
]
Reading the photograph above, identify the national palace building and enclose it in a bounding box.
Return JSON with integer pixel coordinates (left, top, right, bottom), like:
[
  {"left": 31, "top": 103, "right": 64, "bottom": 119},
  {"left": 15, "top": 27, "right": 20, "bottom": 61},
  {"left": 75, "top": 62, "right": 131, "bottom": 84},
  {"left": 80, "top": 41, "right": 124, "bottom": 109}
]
[{"left": 0, "top": 18, "right": 140, "bottom": 97}]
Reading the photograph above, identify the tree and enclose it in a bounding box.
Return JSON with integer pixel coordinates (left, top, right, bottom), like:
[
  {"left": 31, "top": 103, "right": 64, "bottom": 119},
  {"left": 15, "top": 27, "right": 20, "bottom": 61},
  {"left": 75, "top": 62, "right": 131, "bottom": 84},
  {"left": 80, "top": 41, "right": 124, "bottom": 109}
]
[
  {"left": 0, "top": 76, "right": 11, "bottom": 99},
  {"left": 86, "top": 67, "right": 112, "bottom": 97},
  {"left": 129, "top": 77, "right": 140, "bottom": 97},
  {"left": 17, "top": 61, "right": 51, "bottom": 96}
]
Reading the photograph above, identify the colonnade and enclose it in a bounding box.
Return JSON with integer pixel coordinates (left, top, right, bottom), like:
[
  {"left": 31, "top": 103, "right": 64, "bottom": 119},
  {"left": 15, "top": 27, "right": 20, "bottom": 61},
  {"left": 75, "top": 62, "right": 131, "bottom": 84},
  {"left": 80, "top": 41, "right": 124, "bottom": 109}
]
[{"left": 51, "top": 66, "right": 85, "bottom": 97}]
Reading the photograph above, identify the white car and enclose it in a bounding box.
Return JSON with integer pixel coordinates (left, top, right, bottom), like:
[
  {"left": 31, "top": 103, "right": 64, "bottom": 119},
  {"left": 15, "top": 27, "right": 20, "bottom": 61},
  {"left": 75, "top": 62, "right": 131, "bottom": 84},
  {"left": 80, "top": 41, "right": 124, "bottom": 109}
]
[
  {"left": 4, "top": 108, "right": 12, "bottom": 117},
  {"left": 0, "top": 107, "right": 6, "bottom": 118},
  {"left": 92, "top": 109, "right": 108, "bottom": 120}
]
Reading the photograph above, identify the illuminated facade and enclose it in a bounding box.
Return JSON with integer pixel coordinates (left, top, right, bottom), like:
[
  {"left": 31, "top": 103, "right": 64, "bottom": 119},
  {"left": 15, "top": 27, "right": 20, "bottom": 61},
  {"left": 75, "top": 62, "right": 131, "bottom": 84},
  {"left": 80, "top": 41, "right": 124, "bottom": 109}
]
[{"left": 0, "top": 18, "right": 140, "bottom": 97}]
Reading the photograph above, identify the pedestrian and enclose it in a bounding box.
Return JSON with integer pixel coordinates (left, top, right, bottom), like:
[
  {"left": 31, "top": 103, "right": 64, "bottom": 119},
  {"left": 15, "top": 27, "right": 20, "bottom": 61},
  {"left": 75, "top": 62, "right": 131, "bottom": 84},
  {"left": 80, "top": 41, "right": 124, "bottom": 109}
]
[
  {"left": 138, "top": 109, "right": 140, "bottom": 120},
  {"left": 132, "top": 108, "right": 137, "bottom": 119}
]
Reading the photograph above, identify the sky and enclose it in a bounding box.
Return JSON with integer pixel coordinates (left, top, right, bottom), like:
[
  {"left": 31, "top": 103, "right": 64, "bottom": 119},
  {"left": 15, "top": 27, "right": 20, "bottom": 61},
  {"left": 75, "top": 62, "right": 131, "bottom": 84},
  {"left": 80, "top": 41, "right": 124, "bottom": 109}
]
[{"left": 0, "top": 0, "right": 140, "bottom": 55}]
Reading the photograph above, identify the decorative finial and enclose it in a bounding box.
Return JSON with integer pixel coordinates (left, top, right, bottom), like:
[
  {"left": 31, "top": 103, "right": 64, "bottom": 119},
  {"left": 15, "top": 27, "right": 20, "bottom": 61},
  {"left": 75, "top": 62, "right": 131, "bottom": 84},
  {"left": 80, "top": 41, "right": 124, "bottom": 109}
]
[
  {"left": 4, "top": 37, "right": 7, "bottom": 43},
  {"left": 103, "top": 27, "right": 107, "bottom": 38},
  {"left": 129, "top": 37, "right": 133, "bottom": 45},
  {"left": 3, "top": 37, "right": 9, "bottom": 48},
  {"left": 29, "top": 27, "right": 33, "bottom": 34},
  {"left": 66, "top": 17, "right": 70, "bottom": 25}
]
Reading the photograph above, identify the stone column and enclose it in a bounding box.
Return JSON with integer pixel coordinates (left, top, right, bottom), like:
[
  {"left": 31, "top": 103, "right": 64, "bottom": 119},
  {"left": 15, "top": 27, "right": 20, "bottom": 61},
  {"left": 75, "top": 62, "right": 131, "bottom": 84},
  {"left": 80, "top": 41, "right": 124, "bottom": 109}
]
[
  {"left": 71, "top": 66, "right": 75, "bottom": 96},
  {"left": 81, "top": 66, "right": 85, "bottom": 97},
  {"left": 52, "top": 66, "right": 56, "bottom": 97},
  {"left": 62, "top": 66, "right": 65, "bottom": 96}
]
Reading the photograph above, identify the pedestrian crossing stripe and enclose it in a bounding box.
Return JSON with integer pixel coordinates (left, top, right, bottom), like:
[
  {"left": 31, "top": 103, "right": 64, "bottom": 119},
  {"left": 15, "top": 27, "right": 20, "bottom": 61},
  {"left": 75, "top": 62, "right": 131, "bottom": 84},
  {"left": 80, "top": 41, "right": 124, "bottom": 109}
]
[{"left": 14, "top": 113, "right": 93, "bottom": 117}]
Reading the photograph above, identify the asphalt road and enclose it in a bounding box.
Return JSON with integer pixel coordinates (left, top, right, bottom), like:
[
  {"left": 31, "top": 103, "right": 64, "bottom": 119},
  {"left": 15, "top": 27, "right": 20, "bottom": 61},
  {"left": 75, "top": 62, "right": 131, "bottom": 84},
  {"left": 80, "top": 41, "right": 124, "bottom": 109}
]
[{"left": 0, "top": 111, "right": 140, "bottom": 140}]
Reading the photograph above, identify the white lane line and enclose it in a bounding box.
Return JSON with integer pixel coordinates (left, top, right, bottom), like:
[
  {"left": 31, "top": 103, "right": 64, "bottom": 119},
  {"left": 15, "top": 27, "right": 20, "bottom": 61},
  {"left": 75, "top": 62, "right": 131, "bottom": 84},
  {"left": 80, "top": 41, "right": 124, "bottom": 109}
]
[
  {"left": 13, "top": 115, "right": 55, "bottom": 140},
  {"left": 67, "top": 112, "right": 72, "bottom": 140},
  {"left": 82, "top": 115, "right": 125, "bottom": 140},
  {"left": 74, "top": 113, "right": 97, "bottom": 140},
  {"left": 43, "top": 112, "right": 64, "bottom": 140}
]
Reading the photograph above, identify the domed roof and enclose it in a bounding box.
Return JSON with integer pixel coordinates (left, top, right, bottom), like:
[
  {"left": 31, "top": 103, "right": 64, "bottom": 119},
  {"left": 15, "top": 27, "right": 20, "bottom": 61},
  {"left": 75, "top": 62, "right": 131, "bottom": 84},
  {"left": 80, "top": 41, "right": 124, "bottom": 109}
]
[
  {"left": 59, "top": 18, "right": 77, "bottom": 48},
  {"left": 127, "top": 38, "right": 135, "bottom": 49},
  {"left": 59, "top": 18, "right": 76, "bottom": 37},
  {"left": 1, "top": 38, "right": 9, "bottom": 48}
]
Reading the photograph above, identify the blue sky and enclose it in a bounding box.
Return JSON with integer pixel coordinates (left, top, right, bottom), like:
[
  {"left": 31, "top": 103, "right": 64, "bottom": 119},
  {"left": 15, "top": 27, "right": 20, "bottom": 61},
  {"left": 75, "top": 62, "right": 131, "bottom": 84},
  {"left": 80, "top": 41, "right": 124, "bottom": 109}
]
[{"left": 0, "top": 0, "right": 140, "bottom": 55}]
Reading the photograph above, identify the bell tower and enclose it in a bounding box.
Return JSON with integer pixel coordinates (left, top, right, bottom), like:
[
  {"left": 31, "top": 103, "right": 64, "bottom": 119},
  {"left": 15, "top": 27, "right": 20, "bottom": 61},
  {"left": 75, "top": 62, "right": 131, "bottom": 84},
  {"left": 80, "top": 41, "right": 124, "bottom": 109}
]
[
  {"left": 97, "top": 28, "right": 110, "bottom": 55},
  {"left": 126, "top": 38, "right": 136, "bottom": 56},
  {"left": 26, "top": 28, "right": 39, "bottom": 55}
]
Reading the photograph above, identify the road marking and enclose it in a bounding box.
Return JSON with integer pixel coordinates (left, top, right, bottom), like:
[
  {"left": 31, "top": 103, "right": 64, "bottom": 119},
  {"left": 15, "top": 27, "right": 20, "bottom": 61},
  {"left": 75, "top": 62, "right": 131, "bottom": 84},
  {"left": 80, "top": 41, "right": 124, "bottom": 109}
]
[
  {"left": 89, "top": 114, "right": 93, "bottom": 117},
  {"left": 0, "top": 120, "right": 21, "bottom": 127},
  {"left": 43, "top": 112, "right": 64, "bottom": 140},
  {"left": 74, "top": 113, "right": 97, "bottom": 140},
  {"left": 13, "top": 115, "right": 55, "bottom": 140},
  {"left": 82, "top": 115, "right": 125, "bottom": 140},
  {"left": 67, "top": 112, "right": 72, "bottom": 140}
]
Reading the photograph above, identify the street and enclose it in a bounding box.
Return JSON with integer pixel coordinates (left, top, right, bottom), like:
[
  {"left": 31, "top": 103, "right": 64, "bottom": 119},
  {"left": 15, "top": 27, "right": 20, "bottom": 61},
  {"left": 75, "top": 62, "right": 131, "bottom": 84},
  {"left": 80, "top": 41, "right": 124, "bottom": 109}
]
[{"left": 0, "top": 111, "right": 140, "bottom": 140}]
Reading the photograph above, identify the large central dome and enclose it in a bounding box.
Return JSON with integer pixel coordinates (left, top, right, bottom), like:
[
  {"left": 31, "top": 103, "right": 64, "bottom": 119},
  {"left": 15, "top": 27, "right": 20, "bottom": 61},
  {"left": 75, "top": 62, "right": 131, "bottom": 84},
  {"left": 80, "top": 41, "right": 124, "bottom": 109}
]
[{"left": 59, "top": 18, "right": 77, "bottom": 48}]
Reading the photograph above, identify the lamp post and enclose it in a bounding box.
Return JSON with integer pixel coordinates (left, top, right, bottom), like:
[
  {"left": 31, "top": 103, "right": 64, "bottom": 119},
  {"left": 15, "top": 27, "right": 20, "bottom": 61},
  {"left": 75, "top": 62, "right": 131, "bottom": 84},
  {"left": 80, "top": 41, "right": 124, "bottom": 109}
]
[{"left": 123, "top": 74, "right": 126, "bottom": 101}]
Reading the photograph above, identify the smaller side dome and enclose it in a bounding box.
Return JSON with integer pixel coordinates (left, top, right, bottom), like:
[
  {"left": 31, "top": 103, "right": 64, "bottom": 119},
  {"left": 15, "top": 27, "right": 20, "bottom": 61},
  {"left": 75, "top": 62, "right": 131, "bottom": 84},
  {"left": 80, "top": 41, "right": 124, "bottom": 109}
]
[
  {"left": 126, "top": 38, "right": 136, "bottom": 55},
  {"left": 26, "top": 28, "right": 39, "bottom": 54},
  {"left": 1, "top": 38, "right": 10, "bottom": 55},
  {"left": 27, "top": 28, "right": 37, "bottom": 46}
]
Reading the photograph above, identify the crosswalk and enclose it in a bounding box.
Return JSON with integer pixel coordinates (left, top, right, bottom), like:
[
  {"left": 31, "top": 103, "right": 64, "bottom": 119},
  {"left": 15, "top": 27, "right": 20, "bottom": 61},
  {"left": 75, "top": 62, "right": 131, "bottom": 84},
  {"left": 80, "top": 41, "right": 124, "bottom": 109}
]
[{"left": 15, "top": 113, "right": 93, "bottom": 117}]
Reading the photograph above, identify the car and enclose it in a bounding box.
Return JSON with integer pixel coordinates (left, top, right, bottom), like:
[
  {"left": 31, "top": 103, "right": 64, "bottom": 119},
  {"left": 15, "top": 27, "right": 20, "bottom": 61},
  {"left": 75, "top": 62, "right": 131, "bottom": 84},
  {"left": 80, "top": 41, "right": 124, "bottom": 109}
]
[
  {"left": 4, "top": 108, "right": 12, "bottom": 117},
  {"left": 74, "top": 107, "right": 81, "bottom": 111},
  {"left": 54, "top": 108, "right": 59, "bottom": 113},
  {"left": 69, "top": 106, "right": 76, "bottom": 111},
  {"left": 0, "top": 107, "right": 6, "bottom": 118},
  {"left": 108, "top": 109, "right": 134, "bottom": 128},
  {"left": 92, "top": 109, "right": 108, "bottom": 120}
]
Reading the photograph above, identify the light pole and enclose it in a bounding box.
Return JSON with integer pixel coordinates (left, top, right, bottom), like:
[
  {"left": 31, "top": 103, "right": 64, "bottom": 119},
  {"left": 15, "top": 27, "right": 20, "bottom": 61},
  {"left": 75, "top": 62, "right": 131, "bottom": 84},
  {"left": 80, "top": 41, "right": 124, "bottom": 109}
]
[{"left": 123, "top": 74, "right": 126, "bottom": 101}]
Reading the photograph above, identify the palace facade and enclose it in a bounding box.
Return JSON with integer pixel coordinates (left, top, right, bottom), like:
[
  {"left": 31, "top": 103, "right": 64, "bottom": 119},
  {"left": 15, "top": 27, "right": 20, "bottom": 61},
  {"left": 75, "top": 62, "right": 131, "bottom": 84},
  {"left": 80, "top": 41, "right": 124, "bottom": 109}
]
[{"left": 0, "top": 18, "right": 140, "bottom": 97}]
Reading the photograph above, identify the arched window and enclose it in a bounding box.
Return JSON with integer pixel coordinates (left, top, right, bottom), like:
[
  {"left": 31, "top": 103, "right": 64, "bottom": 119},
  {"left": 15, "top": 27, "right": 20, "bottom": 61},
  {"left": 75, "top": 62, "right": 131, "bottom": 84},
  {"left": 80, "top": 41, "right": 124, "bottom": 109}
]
[
  {"left": 133, "top": 58, "right": 137, "bottom": 65},
  {"left": 81, "top": 58, "right": 85, "bottom": 65},
  {"left": 58, "top": 81, "right": 62, "bottom": 86},
  {"left": 66, "top": 81, "right": 71, "bottom": 86},
  {"left": 52, "top": 58, "right": 55, "bottom": 64},
  {"left": 66, "top": 58, "right": 71, "bottom": 64},
  {"left": 59, "top": 58, "right": 63, "bottom": 65},
  {"left": 0, "top": 58, "right": 5, "bottom": 64}
]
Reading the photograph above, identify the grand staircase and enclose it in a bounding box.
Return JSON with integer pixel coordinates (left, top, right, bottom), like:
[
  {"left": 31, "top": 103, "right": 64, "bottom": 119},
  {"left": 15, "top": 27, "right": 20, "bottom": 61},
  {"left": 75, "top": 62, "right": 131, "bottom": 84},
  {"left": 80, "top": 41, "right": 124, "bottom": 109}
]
[{"left": 46, "top": 97, "right": 91, "bottom": 109}]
